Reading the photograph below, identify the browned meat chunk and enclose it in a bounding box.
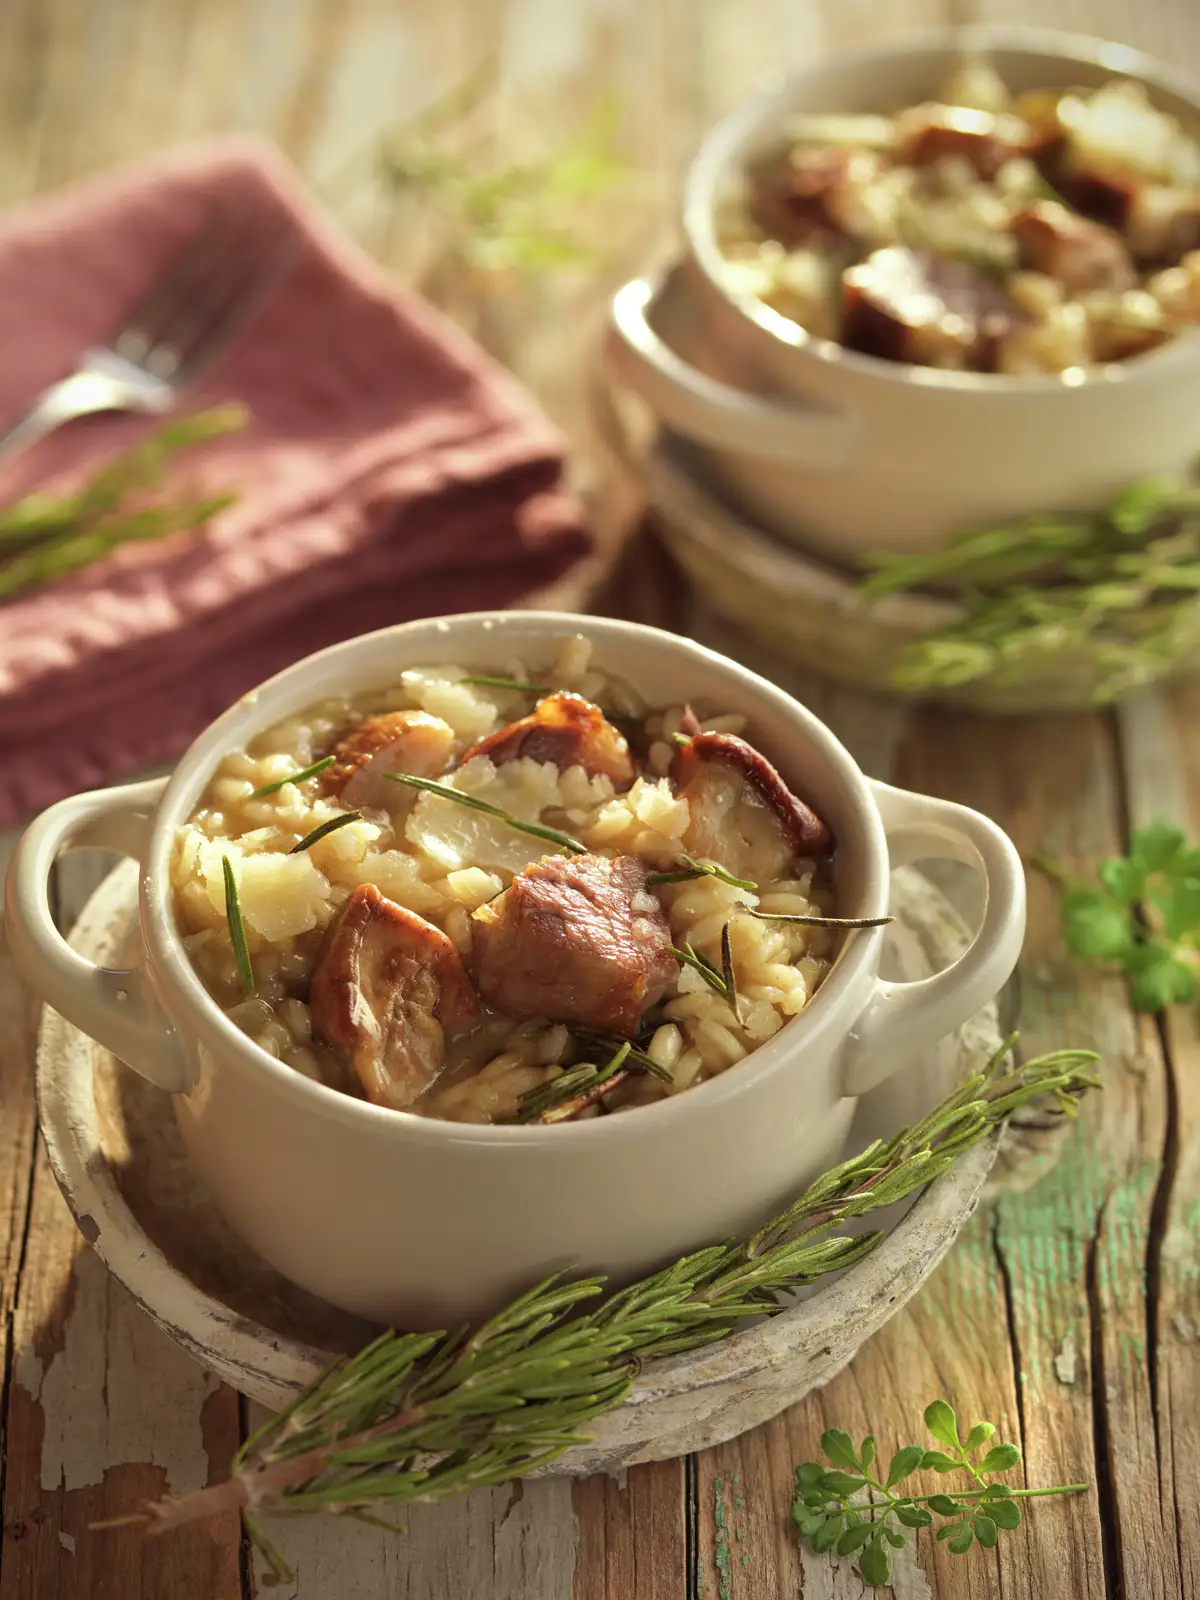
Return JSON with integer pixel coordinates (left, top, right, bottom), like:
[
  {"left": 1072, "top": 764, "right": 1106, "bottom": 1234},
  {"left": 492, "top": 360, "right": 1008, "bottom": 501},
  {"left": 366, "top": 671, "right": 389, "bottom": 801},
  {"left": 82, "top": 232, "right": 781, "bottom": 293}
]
[
  {"left": 841, "top": 247, "right": 1020, "bottom": 369},
  {"left": 748, "top": 145, "right": 874, "bottom": 246},
  {"left": 310, "top": 884, "right": 479, "bottom": 1111},
  {"left": 1011, "top": 201, "right": 1136, "bottom": 294},
  {"left": 320, "top": 711, "right": 455, "bottom": 811},
  {"left": 461, "top": 692, "right": 635, "bottom": 788},
  {"left": 671, "top": 732, "right": 831, "bottom": 881},
  {"left": 470, "top": 854, "right": 678, "bottom": 1037},
  {"left": 895, "top": 103, "right": 1019, "bottom": 179}
]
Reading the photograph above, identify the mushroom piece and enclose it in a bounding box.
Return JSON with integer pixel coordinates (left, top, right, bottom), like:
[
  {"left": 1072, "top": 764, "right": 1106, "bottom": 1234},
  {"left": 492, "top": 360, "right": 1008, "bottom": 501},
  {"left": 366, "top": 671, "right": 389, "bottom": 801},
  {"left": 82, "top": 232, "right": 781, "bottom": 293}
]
[
  {"left": 309, "top": 884, "right": 479, "bottom": 1111},
  {"left": 470, "top": 853, "right": 679, "bottom": 1037},
  {"left": 1011, "top": 201, "right": 1136, "bottom": 295},
  {"left": 320, "top": 710, "right": 455, "bottom": 811},
  {"left": 894, "top": 102, "right": 1020, "bottom": 179},
  {"left": 671, "top": 732, "right": 831, "bottom": 882},
  {"left": 841, "top": 246, "right": 1021, "bottom": 369},
  {"left": 460, "top": 692, "right": 635, "bottom": 788}
]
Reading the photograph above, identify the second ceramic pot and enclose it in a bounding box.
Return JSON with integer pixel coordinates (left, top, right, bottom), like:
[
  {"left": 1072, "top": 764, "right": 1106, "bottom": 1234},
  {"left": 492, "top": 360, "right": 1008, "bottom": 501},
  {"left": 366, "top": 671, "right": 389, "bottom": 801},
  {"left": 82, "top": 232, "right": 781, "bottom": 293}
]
[{"left": 606, "top": 26, "right": 1200, "bottom": 564}]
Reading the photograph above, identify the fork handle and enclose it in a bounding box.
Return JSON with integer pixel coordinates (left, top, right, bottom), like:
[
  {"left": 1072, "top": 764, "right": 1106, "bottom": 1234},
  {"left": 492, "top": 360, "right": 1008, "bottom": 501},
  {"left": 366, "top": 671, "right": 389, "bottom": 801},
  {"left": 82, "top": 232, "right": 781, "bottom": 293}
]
[{"left": 0, "top": 360, "right": 170, "bottom": 461}]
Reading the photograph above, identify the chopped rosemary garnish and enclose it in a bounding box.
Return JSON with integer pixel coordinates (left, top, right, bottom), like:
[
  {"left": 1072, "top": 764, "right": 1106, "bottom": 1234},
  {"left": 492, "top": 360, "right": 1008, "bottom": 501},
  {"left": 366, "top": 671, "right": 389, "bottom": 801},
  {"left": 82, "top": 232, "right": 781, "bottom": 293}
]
[
  {"left": 289, "top": 811, "right": 364, "bottom": 854},
  {"left": 738, "top": 903, "right": 895, "bottom": 930},
  {"left": 721, "top": 922, "right": 741, "bottom": 1024},
  {"left": 251, "top": 755, "right": 336, "bottom": 798},
  {"left": 670, "top": 731, "right": 691, "bottom": 748},
  {"left": 668, "top": 934, "right": 741, "bottom": 1023},
  {"left": 514, "top": 1042, "right": 633, "bottom": 1123},
  {"left": 221, "top": 856, "right": 255, "bottom": 997},
  {"left": 571, "top": 1027, "right": 674, "bottom": 1083},
  {"left": 385, "top": 772, "right": 586, "bottom": 854},
  {"left": 646, "top": 854, "right": 758, "bottom": 891},
  {"left": 458, "top": 674, "right": 554, "bottom": 693}
]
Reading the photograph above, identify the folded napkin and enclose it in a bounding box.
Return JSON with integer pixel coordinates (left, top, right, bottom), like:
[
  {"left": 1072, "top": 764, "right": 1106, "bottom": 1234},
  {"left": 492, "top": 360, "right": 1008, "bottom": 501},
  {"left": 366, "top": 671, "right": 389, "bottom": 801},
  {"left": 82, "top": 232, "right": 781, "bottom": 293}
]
[{"left": 0, "top": 138, "right": 591, "bottom": 828}]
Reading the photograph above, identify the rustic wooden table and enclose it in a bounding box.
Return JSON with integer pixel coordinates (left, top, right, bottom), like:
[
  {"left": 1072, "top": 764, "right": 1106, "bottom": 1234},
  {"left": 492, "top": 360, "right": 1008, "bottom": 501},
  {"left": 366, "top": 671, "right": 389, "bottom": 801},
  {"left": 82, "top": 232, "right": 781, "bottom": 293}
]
[{"left": 2, "top": 1, "right": 1199, "bottom": 1596}]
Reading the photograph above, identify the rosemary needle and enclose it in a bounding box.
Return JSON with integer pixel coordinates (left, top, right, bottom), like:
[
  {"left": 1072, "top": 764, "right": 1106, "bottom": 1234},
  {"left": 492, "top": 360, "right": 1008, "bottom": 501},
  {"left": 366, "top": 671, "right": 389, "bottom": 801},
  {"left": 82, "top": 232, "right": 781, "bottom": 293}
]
[
  {"left": 221, "top": 856, "right": 255, "bottom": 997},
  {"left": 289, "top": 812, "right": 363, "bottom": 854},
  {"left": 647, "top": 855, "right": 758, "bottom": 891},
  {"left": 386, "top": 772, "right": 586, "bottom": 854},
  {"left": 251, "top": 756, "right": 336, "bottom": 798},
  {"left": 721, "top": 922, "right": 741, "bottom": 1024},
  {"left": 458, "top": 674, "right": 554, "bottom": 694},
  {"left": 737, "top": 903, "right": 895, "bottom": 930}
]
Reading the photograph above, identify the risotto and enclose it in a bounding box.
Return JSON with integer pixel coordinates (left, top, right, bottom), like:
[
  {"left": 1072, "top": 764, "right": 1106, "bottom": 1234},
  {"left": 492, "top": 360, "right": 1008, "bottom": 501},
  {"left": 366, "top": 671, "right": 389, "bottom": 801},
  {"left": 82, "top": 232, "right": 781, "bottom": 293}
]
[
  {"left": 720, "top": 56, "right": 1200, "bottom": 374},
  {"left": 171, "top": 635, "right": 852, "bottom": 1126}
]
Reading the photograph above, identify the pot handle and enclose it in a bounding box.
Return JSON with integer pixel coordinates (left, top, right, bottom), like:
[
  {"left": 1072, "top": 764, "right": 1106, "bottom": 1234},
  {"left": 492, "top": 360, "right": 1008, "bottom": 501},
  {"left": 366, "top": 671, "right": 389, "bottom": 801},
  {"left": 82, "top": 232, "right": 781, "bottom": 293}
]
[
  {"left": 840, "top": 780, "right": 1026, "bottom": 1099},
  {"left": 4, "top": 778, "right": 191, "bottom": 1093},
  {"left": 605, "top": 276, "right": 860, "bottom": 468}
]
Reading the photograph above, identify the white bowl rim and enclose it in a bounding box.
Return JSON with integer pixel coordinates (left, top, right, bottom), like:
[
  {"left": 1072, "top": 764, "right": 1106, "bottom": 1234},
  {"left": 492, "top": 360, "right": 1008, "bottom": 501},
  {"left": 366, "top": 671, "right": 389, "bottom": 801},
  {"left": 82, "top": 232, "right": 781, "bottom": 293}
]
[
  {"left": 143, "top": 611, "right": 891, "bottom": 1149},
  {"left": 684, "top": 22, "right": 1200, "bottom": 394}
]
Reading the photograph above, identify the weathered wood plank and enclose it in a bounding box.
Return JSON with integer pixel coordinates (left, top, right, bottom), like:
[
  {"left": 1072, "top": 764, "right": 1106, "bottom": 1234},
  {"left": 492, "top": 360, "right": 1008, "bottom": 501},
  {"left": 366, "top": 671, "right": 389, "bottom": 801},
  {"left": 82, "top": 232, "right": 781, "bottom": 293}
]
[
  {"left": 570, "top": 1464, "right": 687, "bottom": 1600},
  {"left": 1118, "top": 687, "right": 1200, "bottom": 1600}
]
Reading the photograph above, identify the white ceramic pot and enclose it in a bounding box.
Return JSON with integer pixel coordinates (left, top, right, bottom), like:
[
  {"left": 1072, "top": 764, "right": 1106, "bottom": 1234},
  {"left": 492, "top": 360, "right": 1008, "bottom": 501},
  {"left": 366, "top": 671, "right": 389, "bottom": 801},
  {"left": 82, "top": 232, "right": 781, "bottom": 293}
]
[
  {"left": 5, "top": 613, "right": 1026, "bottom": 1327},
  {"left": 605, "top": 27, "right": 1200, "bottom": 564}
]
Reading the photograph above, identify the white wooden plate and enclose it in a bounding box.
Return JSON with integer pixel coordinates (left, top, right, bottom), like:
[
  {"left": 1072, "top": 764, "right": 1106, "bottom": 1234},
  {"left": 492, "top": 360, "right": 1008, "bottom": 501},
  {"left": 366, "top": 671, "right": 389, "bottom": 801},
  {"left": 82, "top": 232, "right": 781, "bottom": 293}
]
[{"left": 37, "top": 859, "right": 1001, "bottom": 1473}]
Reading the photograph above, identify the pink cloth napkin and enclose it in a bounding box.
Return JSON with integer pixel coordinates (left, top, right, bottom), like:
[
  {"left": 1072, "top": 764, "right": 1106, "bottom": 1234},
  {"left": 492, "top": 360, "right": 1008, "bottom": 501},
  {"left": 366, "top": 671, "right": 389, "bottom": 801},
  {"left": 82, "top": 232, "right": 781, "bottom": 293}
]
[{"left": 0, "top": 138, "right": 591, "bottom": 828}]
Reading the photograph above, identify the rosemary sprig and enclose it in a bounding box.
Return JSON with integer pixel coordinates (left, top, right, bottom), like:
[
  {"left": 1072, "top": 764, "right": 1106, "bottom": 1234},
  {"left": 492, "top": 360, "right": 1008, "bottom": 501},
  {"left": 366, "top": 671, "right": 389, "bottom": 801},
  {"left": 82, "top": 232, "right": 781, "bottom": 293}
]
[
  {"left": 251, "top": 756, "right": 336, "bottom": 798},
  {"left": 457, "top": 674, "right": 553, "bottom": 693},
  {"left": 377, "top": 68, "right": 628, "bottom": 276},
  {"left": 858, "top": 470, "right": 1200, "bottom": 704},
  {"left": 0, "top": 406, "right": 245, "bottom": 602},
  {"left": 738, "top": 903, "right": 896, "bottom": 930},
  {"left": 668, "top": 929, "right": 741, "bottom": 1023},
  {"left": 720, "top": 922, "right": 740, "bottom": 1023},
  {"left": 515, "top": 1042, "right": 634, "bottom": 1124},
  {"left": 385, "top": 772, "right": 586, "bottom": 854},
  {"left": 647, "top": 854, "right": 758, "bottom": 891},
  {"left": 221, "top": 856, "right": 255, "bottom": 997},
  {"left": 127, "top": 1036, "right": 1099, "bottom": 1579},
  {"left": 289, "top": 811, "right": 363, "bottom": 854},
  {"left": 571, "top": 1027, "right": 674, "bottom": 1083},
  {"left": 791, "top": 1399, "right": 1088, "bottom": 1587}
]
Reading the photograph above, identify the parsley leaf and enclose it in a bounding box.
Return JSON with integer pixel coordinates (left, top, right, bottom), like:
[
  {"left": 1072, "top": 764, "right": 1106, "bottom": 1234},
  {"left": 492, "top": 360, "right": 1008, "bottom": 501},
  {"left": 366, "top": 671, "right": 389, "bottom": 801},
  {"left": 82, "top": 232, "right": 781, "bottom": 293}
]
[{"left": 1041, "top": 824, "right": 1200, "bottom": 1012}]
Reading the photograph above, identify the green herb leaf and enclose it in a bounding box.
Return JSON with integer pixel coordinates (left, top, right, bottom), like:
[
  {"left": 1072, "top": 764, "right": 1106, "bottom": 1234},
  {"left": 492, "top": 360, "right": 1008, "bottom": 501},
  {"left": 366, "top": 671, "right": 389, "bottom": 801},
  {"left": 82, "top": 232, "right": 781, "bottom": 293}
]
[
  {"left": 974, "top": 1514, "right": 998, "bottom": 1548},
  {"left": 1098, "top": 856, "right": 1145, "bottom": 904},
  {"left": 948, "top": 1524, "right": 975, "bottom": 1554},
  {"left": 1059, "top": 887, "right": 1134, "bottom": 960},
  {"left": 921, "top": 1450, "right": 960, "bottom": 1473},
  {"left": 883, "top": 1526, "right": 907, "bottom": 1549},
  {"left": 978, "top": 1443, "right": 1021, "bottom": 1473},
  {"left": 837, "top": 1522, "right": 875, "bottom": 1555},
  {"left": 927, "top": 1494, "right": 961, "bottom": 1515},
  {"left": 818, "top": 1470, "right": 865, "bottom": 1496},
  {"left": 221, "top": 856, "right": 255, "bottom": 998},
  {"left": 989, "top": 1498, "right": 1022, "bottom": 1530},
  {"left": 895, "top": 1504, "right": 933, "bottom": 1528},
  {"left": 886, "top": 1445, "right": 925, "bottom": 1487},
  {"left": 795, "top": 1462, "right": 824, "bottom": 1490},
  {"left": 1125, "top": 940, "right": 1198, "bottom": 1010},
  {"left": 860, "top": 1436, "right": 876, "bottom": 1471},
  {"left": 251, "top": 756, "right": 336, "bottom": 798},
  {"left": 821, "top": 1430, "right": 861, "bottom": 1473},
  {"left": 1133, "top": 822, "right": 1188, "bottom": 870},
  {"left": 963, "top": 1421, "right": 997, "bottom": 1452},
  {"left": 811, "top": 1516, "right": 844, "bottom": 1553},
  {"left": 857, "top": 1538, "right": 892, "bottom": 1586},
  {"left": 289, "top": 811, "right": 364, "bottom": 854}
]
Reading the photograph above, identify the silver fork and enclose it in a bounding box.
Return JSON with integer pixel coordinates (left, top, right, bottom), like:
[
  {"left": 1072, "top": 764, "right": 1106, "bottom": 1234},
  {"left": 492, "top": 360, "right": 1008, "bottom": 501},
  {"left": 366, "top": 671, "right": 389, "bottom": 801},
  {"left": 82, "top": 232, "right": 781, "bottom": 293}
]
[{"left": 0, "top": 207, "right": 300, "bottom": 459}]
